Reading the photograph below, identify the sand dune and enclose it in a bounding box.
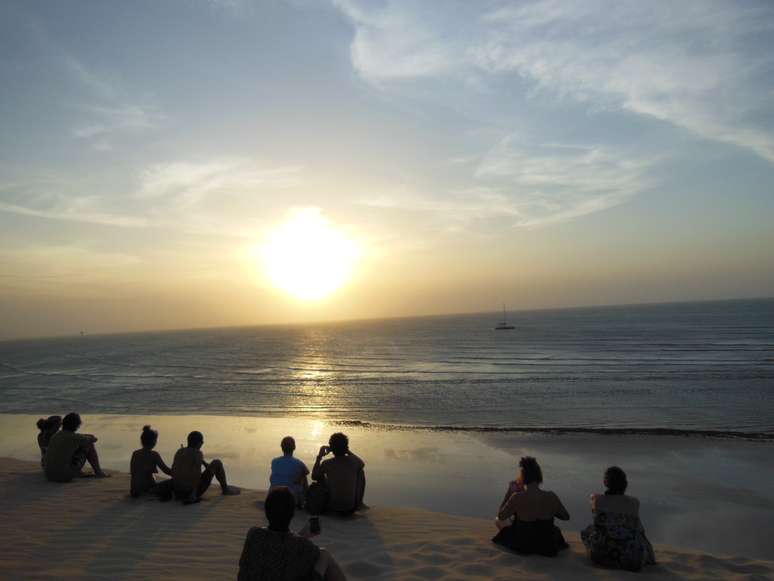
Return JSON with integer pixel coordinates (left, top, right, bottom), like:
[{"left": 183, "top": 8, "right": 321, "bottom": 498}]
[{"left": 1, "top": 458, "right": 771, "bottom": 580}]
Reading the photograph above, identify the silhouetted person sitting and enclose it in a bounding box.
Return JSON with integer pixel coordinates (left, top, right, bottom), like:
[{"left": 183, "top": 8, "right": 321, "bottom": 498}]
[
  {"left": 493, "top": 456, "right": 569, "bottom": 556},
  {"left": 311, "top": 433, "right": 365, "bottom": 515},
  {"left": 44, "top": 412, "right": 109, "bottom": 481},
  {"left": 171, "top": 430, "right": 239, "bottom": 502},
  {"left": 238, "top": 486, "right": 347, "bottom": 581},
  {"left": 270, "top": 436, "right": 310, "bottom": 507},
  {"left": 36, "top": 415, "right": 61, "bottom": 468},
  {"left": 130, "top": 425, "right": 173, "bottom": 499},
  {"left": 581, "top": 466, "right": 656, "bottom": 571}
]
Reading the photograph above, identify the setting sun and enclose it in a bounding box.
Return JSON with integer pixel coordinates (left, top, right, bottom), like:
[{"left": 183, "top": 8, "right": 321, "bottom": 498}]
[{"left": 262, "top": 208, "right": 358, "bottom": 300}]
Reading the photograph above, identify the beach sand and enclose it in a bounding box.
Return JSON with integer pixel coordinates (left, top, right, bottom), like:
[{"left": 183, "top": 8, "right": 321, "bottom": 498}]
[{"left": 1, "top": 458, "right": 772, "bottom": 580}]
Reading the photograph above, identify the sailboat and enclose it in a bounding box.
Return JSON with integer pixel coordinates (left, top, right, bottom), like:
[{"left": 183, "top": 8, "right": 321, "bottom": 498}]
[{"left": 495, "top": 304, "right": 515, "bottom": 330}]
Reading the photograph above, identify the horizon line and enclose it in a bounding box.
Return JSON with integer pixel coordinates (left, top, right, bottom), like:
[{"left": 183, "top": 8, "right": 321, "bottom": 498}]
[{"left": 2, "top": 294, "right": 772, "bottom": 344}]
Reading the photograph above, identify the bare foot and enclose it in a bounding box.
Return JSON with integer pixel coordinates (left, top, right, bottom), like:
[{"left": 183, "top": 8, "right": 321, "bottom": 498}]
[{"left": 223, "top": 485, "right": 241, "bottom": 496}]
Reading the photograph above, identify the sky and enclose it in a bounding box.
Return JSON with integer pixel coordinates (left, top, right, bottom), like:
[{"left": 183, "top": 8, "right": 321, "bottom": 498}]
[{"left": 1, "top": 0, "right": 773, "bottom": 339}]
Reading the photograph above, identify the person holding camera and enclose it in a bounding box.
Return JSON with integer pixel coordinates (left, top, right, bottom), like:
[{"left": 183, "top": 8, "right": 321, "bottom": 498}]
[{"left": 311, "top": 433, "right": 366, "bottom": 515}]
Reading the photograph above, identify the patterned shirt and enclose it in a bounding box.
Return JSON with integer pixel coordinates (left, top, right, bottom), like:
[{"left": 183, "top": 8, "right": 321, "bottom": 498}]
[{"left": 238, "top": 527, "right": 320, "bottom": 581}]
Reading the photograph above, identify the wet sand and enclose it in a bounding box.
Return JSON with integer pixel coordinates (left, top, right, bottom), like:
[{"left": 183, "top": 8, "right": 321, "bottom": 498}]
[{"left": 2, "top": 414, "right": 773, "bottom": 560}]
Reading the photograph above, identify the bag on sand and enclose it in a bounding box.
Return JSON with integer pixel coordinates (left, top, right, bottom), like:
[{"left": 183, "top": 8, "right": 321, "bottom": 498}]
[{"left": 306, "top": 481, "right": 328, "bottom": 515}]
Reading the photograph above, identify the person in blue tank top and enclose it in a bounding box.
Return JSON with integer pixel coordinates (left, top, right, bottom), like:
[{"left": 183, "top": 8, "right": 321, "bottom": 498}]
[{"left": 269, "top": 436, "right": 310, "bottom": 507}]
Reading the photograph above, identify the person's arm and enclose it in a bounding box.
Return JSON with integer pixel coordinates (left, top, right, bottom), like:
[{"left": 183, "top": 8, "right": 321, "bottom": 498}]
[
  {"left": 311, "top": 446, "right": 329, "bottom": 481},
  {"left": 155, "top": 452, "right": 172, "bottom": 476},
  {"left": 348, "top": 452, "right": 365, "bottom": 469},
  {"left": 497, "top": 492, "right": 519, "bottom": 521},
  {"left": 499, "top": 484, "right": 513, "bottom": 512},
  {"left": 295, "top": 462, "right": 310, "bottom": 485},
  {"left": 237, "top": 529, "right": 255, "bottom": 581},
  {"left": 553, "top": 492, "right": 570, "bottom": 521},
  {"left": 78, "top": 433, "right": 97, "bottom": 445}
]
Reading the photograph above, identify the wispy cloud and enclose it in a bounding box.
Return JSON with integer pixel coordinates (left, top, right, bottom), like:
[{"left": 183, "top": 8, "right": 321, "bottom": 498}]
[
  {"left": 360, "top": 140, "right": 653, "bottom": 228},
  {"left": 473, "top": 139, "right": 653, "bottom": 227},
  {"left": 136, "top": 158, "right": 305, "bottom": 205},
  {"left": 335, "top": 0, "right": 774, "bottom": 162},
  {"left": 0, "top": 158, "right": 306, "bottom": 233},
  {"left": 0, "top": 177, "right": 147, "bottom": 228},
  {"left": 333, "top": 0, "right": 456, "bottom": 81},
  {"left": 65, "top": 56, "right": 164, "bottom": 150},
  {"left": 331, "top": 0, "right": 774, "bottom": 229}
]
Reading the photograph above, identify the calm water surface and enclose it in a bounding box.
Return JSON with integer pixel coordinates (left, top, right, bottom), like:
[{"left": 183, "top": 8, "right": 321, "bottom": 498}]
[{"left": 1, "top": 299, "right": 773, "bottom": 433}]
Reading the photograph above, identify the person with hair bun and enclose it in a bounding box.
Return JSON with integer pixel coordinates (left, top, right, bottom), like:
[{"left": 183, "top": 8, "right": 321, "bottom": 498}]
[
  {"left": 36, "top": 415, "right": 62, "bottom": 468},
  {"left": 130, "top": 425, "right": 173, "bottom": 498},
  {"left": 493, "top": 456, "right": 570, "bottom": 556},
  {"left": 581, "top": 466, "right": 656, "bottom": 571}
]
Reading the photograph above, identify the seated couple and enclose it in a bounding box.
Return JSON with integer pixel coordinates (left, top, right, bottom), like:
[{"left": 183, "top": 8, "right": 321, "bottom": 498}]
[
  {"left": 39, "top": 413, "right": 110, "bottom": 481},
  {"left": 130, "top": 426, "right": 239, "bottom": 502},
  {"left": 494, "top": 457, "right": 655, "bottom": 571},
  {"left": 269, "top": 432, "right": 365, "bottom": 515}
]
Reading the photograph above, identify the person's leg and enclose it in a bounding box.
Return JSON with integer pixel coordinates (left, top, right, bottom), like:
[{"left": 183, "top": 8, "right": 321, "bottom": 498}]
[
  {"left": 314, "top": 549, "right": 347, "bottom": 581},
  {"left": 210, "top": 459, "right": 228, "bottom": 491},
  {"left": 209, "top": 459, "right": 240, "bottom": 495},
  {"left": 153, "top": 479, "right": 174, "bottom": 501},
  {"left": 196, "top": 465, "right": 215, "bottom": 497},
  {"left": 197, "top": 459, "right": 239, "bottom": 497},
  {"left": 355, "top": 469, "right": 366, "bottom": 509},
  {"left": 83, "top": 442, "right": 108, "bottom": 477}
]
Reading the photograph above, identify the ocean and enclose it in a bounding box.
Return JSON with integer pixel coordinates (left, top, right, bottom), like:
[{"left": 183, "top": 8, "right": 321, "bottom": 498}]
[{"left": 1, "top": 298, "right": 773, "bottom": 435}]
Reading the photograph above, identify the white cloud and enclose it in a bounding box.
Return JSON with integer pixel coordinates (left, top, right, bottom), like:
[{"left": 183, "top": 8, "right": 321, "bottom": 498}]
[
  {"left": 360, "top": 140, "right": 652, "bottom": 228},
  {"left": 65, "top": 57, "right": 164, "bottom": 150},
  {"left": 0, "top": 158, "right": 307, "bottom": 234},
  {"left": 136, "top": 159, "right": 305, "bottom": 207},
  {"left": 334, "top": 0, "right": 774, "bottom": 162},
  {"left": 0, "top": 199, "right": 146, "bottom": 228},
  {"left": 333, "top": 0, "right": 458, "bottom": 81}
]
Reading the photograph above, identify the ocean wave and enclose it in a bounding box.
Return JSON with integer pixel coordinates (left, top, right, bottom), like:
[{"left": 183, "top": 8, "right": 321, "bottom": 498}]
[{"left": 332, "top": 420, "right": 774, "bottom": 441}]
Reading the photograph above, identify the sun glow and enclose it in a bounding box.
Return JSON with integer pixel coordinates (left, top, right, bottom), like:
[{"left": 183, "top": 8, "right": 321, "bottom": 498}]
[{"left": 262, "top": 208, "right": 358, "bottom": 300}]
